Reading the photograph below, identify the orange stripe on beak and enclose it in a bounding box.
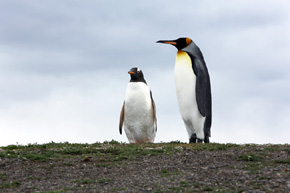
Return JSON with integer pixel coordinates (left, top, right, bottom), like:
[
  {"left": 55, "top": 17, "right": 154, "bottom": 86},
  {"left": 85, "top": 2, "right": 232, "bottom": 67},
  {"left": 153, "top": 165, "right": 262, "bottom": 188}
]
[
  {"left": 164, "top": 41, "right": 177, "bottom": 45},
  {"left": 128, "top": 71, "right": 135, "bottom": 74}
]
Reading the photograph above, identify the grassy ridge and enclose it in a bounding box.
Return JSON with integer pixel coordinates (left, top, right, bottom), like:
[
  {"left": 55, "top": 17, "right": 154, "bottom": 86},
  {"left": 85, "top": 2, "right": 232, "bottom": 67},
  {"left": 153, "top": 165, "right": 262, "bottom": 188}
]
[
  {"left": 0, "top": 141, "right": 289, "bottom": 192},
  {"left": 0, "top": 141, "right": 288, "bottom": 163}
]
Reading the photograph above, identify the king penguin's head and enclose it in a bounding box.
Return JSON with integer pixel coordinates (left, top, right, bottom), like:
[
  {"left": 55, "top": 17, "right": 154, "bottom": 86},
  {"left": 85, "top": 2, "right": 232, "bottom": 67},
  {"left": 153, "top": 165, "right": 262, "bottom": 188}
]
[
  {"left": 156, "top": 37, "right": 192, "bottom": 50},
  {"left": 128, "top": 67, "right": 147, "bottom": 83}
]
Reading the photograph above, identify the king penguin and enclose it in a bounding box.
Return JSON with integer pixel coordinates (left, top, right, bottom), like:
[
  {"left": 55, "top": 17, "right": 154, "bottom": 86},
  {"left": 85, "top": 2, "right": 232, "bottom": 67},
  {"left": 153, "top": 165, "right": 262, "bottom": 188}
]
[
  {"left": 157, "top": 38, "right": 212, "bottom": 143},
  {"left": 119, "top": 67, "right": 157, "bottom": 143}
]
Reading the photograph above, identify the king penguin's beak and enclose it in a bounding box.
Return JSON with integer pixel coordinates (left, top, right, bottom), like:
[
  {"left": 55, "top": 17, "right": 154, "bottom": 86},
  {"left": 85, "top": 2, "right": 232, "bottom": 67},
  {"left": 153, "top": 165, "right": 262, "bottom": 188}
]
[{"left": 156, "top": 40, "right": 177, "bottom": 45}]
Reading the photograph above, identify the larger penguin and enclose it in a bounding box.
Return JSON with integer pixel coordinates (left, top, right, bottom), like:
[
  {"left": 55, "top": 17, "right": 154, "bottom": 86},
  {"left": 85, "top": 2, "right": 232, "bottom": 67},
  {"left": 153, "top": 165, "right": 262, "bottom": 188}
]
[
  {"left": 157, "top": 38, "right": 212, "bottom": 143},
  {"left": 119, "top": 67, "right": 157, "bottom": 143}
]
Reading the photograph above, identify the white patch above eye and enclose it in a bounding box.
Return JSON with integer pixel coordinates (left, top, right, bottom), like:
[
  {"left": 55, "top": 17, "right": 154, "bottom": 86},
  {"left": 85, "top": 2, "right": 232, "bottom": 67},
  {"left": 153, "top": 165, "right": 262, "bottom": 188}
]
[{"left": 137, "top": 68, "right": 141, "bottom": 72}]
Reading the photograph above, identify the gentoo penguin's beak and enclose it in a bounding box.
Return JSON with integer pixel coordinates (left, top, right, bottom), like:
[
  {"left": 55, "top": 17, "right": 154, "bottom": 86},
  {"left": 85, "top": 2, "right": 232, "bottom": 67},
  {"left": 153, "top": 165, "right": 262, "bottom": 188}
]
[
  {"left": 128, "top": 71, "right": 135, "bottom": 74},
  {"left": 156, "top": 40, "right": 177, "bottom": 45}
]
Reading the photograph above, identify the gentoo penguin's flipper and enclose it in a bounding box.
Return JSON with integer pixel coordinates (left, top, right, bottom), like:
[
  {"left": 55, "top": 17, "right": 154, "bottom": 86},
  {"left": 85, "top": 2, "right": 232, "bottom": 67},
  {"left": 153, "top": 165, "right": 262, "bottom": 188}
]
[
  {"left": 150, "top": 91, "right": 157, "bottom": 132},
  {"left": 119, "top": 101, "right": 125, "bottom": 134}
]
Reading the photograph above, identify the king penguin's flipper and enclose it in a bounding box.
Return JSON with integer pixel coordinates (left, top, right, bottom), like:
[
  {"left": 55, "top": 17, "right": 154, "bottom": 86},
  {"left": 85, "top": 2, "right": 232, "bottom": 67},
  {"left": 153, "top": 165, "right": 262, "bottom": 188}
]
[
  {"left": 119, "top": 101, "right": 125, "bottom": 134},
  {"left": 183, "top": 42, "right": 209, "bottom": 117}
]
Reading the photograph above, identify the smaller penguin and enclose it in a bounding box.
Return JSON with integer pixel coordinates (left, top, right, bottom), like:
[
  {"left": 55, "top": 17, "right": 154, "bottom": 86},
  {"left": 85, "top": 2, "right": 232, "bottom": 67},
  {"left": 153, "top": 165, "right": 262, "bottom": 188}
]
[{"left": 119, "top": 67, "right": 157, "bottom": 143}]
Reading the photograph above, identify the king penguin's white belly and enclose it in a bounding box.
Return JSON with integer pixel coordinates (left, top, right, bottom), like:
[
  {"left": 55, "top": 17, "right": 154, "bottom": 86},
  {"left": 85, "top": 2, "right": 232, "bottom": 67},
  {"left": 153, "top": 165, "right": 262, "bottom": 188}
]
[
  {"left": 124, "top": 82, "right": 156, "bottom": 143},
  {"left": 174, "top": 51, "right": 205, "bottom": 138}
]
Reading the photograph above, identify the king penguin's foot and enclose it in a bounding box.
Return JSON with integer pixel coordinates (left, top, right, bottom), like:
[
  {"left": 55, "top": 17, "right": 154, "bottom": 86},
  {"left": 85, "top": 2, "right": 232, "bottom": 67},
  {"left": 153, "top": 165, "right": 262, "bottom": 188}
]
[
  {"left": 204, "top": 135, "right": 210, "bottom": 143},
  {"left": 197, "top": 138, "right": 203, "bottom": 143},
  {"left": 189, "top": 133, "right": 197, "bottom": 143}
]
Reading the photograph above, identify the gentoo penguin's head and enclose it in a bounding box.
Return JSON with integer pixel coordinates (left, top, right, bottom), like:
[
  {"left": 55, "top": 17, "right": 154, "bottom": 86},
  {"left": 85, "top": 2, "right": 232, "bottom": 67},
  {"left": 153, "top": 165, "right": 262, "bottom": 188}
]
[
  {"left": 128, "top": 67, "right": 147, "bottom": 83},
  {"left": 156, "top": 37, "right": 192, "bottom": 50}
]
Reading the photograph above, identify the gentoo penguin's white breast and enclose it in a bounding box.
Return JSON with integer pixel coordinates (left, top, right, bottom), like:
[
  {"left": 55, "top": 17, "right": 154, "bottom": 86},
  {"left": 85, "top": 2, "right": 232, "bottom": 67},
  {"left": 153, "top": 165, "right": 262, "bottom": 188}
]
[
  {"left": 124, "top": 82, "right": 155, "bottom": 142},
  {"left": 125, "top": 82, "right": 152, "bottom": 113}
]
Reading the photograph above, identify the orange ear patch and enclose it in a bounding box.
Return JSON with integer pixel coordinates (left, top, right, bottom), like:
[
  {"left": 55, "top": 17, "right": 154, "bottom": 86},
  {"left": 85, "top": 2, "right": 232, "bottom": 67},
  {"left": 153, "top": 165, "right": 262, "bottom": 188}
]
[{"left": 186, "top": 38, "right": 192, "bottom": 45}]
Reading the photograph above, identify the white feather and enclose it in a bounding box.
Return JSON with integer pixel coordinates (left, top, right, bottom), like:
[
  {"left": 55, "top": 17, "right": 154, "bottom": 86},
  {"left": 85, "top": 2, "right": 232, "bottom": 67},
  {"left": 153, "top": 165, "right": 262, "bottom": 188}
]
[
  {"left": 124, "top": 82, "right": 156, "bottom": 143},
  {"left": 174, "top": 51, "right": 205, "bottom": 140}
]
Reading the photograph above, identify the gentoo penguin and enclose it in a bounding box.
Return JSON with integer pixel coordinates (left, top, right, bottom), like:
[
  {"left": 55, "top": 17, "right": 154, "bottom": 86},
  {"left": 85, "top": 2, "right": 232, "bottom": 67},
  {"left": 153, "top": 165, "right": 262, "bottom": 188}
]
[
  {"left": 157, "top": 38, "right": 212, "bottom": 143},
  {"left": 119, "top": 67, "right": 157, "bottom": 143}
]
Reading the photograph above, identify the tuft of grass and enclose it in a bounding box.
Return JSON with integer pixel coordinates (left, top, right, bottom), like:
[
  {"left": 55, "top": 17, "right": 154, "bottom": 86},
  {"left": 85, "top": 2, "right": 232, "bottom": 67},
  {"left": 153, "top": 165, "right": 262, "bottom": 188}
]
[
  {"left": 62, "top": 162, "right": 74, "bottom": 166},
  {"left": 159, "top": 168, "right": 182, "bottom": 178},
  {"left": 111, "top": 187, "right": 127, "bottom": 192},
  {"left": 238, "top": 153, "right": 263, "bottom": 162},
  {"left": 168, "top": 186, "right": 183, "bottom": 191},
  {"left": 103, "top": 140, "right": 122, "bottom": 144},
  {"left": 0, "top": 180, "right": 22, "bottom": 189},
  {"left": 190, "top": 143, "right": 239, "bottom": 151},
  {"left": 26, "top": 176, "right": 41, "bottom": 181},
  {"left": 73, "top": 178, "right": 95, "bottom": 185},
  {"left": 0, "top": 173, "right": 7, "bottom": 181},
  {"left": 274, "top": 159, "right": 290, "bottom": 164},
  {"left": 39, "top": 189, "right": 69, "bottom": 193},
  {"left": 179, "top": 180, "right": 189, "bottom": 187},
  {"left": 97, "top": 177, "right": 111, "bottom": 184},
  {"left": 169, "top": 140, "right": 185, "bottom": 144},
  {"left": 244, "top": 163, "right": 262, "bottom": 174},
  {"left": 203, "top": 186, "right": 214, "bottom": 191}
]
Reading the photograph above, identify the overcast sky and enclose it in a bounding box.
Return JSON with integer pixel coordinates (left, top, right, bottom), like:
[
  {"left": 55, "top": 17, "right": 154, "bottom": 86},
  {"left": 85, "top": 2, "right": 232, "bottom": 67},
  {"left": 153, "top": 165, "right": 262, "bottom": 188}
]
[{"left": 0, "top": 0, "right": 289, "bottom": 146}]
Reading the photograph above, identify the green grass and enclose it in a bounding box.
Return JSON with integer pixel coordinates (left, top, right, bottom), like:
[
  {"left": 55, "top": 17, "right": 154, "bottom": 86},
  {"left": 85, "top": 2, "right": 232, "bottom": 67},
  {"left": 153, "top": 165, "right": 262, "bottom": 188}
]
[
  {"left": 1, "top": 142, "right": 288, "bottom": 165},
  {"left": 73, "top": 178, "right": 95, "bottom": 185},
  {"left": 97, "top": 177, "right": 112, "bottom": 184},
  {"left": 62, "top": 162, "right": 74, "bottom": 166},
  {"left": 0, "top": 141, "right": 179, "bottom": 162},
  {"left": 274, "top": 159, "right": 290, "bottom": 164},
  {"left": 1, "top": 141, "right": 285, "bottom": 164},
  {"left": 0, "top": 181, "right": 21, "bottom": 189},
  {"left": 159, "top": 168, "right": 182, "bottom": 178},
  {"left": 1, "top": 142, "right": 288, "bottom": 192},
  {"left": 26, "top": 176, "right": 41, "bottom": 181},
  {"left": 72, "top": 177, "right": 112, "bottom": 185},
  {"left": 238, "top": 153, "right": 263, "bottom": 162},
  {"left": 35, "top": 189, "right": 69, "bottom": 193},
  {"left": 0, "top": 173, "right": 7, "bottom": 181},
  {"left": 189, "top": 143, "right": 239, "bottom": 151},
  {"left": 111, "top": 186, "right": 127, "bottom": 192}
]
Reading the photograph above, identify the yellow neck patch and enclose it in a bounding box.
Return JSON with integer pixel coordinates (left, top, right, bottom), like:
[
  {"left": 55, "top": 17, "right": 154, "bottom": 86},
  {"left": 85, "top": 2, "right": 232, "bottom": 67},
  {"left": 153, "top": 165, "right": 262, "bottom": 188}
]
[{"left": 176, "top": 51, "right": 192, "bottom": 68}]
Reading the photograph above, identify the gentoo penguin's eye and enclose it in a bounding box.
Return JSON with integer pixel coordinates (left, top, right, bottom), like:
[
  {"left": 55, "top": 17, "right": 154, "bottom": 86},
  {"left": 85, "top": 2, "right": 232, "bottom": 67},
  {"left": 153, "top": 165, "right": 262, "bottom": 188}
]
[{"left": 137, "top": 68, "right": 141, "bottom": 73}]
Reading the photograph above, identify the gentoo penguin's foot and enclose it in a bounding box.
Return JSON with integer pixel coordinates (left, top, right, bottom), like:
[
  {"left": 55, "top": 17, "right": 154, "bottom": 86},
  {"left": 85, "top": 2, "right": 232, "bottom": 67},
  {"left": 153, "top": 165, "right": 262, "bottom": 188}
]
[
  {"left": 197, "top": 138, "right": 203, "bottom": 143},
  {"left": 204, "top": 135, "right": 210, "bottom": 143},
  {"left": 189, "top": 133, "right": 197, "bottom": 143}
]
